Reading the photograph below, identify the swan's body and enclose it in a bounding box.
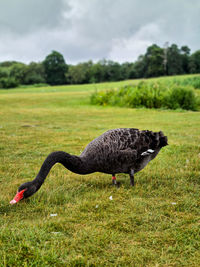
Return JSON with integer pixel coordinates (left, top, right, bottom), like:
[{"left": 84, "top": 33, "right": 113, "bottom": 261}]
[{"left": 10, "top": 128, "right": 168, "bottom": 204}]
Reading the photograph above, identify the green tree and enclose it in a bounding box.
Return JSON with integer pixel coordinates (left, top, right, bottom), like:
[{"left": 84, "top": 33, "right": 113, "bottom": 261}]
[
  {"left": 10, "top": 63, "right": 27, "bottom": 84},
  {"left": 143, "top": 44, "right": 165, "bottom": 77},
  {"left": 189, "top": 50, "right": 200, "bottom": 73},
  {"left": 133, "top": 55, "right": 146, "bottom": 78},
  {"left": 0, "top": 64, "right": 19, "bottom": 89},
  {"left": 0, "top": 61, "right": 19, "bottom": 67},
  {"left": 167, "top": 44, "right": 183, "bottom": 75},
  {"left": 121, "top": 62, "right": 136, "bottom": 80},
  {"left": 90, "top": 61, "right": 106, "bottom": 83},
  {"left": 66, "top": 61, "right": 93, "bottom": 84},
  {"left": 180, "top": 45, "right": 190, "bottom": 74},
  {"left": 0, "top": 67, "right": 9, "bottom": 79},
  {"left": 43, "top": 51, "right": 67, "bottom": 85},
  {"left": 104, "top": 60, "right": 122, "bottom": 81},
  {"left": 23, "top": 62, "right": 46, "bottom": 85}
]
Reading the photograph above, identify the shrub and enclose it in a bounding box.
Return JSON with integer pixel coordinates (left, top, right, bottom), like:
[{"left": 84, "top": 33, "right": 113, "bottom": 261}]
[
  {"left": 91, "top": 82, "right": 198, "bottom": 111},
  {"left": 127, "top": 82, "right": 169, "bottom": 109},
  {"left": 167, "top": 87, "right": 197, "bottom": 110},
  {"left": 91, "top": 89, "right": 115, "bottom": 106},
  {"left": 192, "top": 77, "right": 200, "bottom": 89},
  {"left": 0, "top": 77, "right": 19, "bottom": 89},
  {"left": 173, "top": 76, "right": 200, "bottom": 89}
]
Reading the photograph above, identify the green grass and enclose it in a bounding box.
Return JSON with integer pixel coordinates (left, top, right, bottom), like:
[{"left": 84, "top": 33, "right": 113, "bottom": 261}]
[{"left": 0, "top": 76, "right": 200, "bottom": 266}]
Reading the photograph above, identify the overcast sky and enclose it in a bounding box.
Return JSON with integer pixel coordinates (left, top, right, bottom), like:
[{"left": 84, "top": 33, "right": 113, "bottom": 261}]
[{"left": 0, "top": 0, "right": 199, "bottom": 64}]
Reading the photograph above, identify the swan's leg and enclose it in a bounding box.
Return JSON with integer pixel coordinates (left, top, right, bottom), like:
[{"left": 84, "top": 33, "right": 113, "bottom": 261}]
[
  {"left": 112, "top": 175, "right": 120, "bottom": 187},
  {"left": 112, "top": 175, "right": 117, "bottom": 185},
  {"left": 130, "top": 169, "right": 134, "bottom": 186}
]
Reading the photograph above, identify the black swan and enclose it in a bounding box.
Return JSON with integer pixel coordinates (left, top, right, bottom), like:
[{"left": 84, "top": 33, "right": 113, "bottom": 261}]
[{"left": 10, "top": 128, "right": 168, "bottom": 204}]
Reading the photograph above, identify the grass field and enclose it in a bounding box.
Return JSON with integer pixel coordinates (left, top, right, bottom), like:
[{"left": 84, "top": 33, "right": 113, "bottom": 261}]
[{"left": 0, "top": 76, "right": 200, "bottom": 266}]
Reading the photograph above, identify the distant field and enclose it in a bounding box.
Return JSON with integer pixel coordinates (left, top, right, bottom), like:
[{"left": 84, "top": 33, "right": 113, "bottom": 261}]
[{"left": 0, "top": 75, "right": 200, "bottom": 266}]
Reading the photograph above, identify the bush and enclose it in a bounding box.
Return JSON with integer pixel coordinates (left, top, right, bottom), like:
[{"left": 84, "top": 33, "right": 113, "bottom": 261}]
[
  {"left": 190, "top": 77, "right": 200, "bottom": 89},
  {"left": 91, "top": 89, "right": 116, "bottom": 106},
  {"left": 0, "top": 77, "right": 19, "bottom": 89},
  {"left": 91, "top": 81, "right": 198, "bottom": 111},
  {"left": 173, "top": 76, "right": 200, "bottom": 89},
  {"left": 126, "top": 82, "right": 169, "bottom": 109},
  {"left": 166, "top": 87, "right": 197, "bottom": 110}
]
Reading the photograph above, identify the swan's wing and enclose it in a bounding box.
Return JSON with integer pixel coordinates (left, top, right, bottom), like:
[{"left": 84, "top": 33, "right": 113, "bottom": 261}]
[
  {"left": 81, "top": 128, "right": 138, "bottom": 157},
  {"left": 101, "top": 128, "right": 153, "bottom": 154},
  {"left": 81, "top": 128, "right": 165, "bottom": 160}
]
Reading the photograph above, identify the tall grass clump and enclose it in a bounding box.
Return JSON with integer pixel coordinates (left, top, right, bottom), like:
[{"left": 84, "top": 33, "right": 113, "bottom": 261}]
[
  {"left": 91, "top": 81, "right": 198, "bottom": 111},
  {"left": 173, "top": 76, "right": 200, "bottom": 89}
]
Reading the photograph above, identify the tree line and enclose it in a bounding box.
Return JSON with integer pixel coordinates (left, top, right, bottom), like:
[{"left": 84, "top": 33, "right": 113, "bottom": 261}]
[{"left": 0, "top": 43, "right": 200, "bottom": 88}]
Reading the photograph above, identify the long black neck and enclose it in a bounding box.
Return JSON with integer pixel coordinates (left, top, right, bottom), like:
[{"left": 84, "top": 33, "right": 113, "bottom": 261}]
[{"left": 32, "top": 151, "right": 89, "bottom": 188}]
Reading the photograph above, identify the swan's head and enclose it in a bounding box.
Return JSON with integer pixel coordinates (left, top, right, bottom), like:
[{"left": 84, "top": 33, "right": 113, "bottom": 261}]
[
  {"left": 10, "top": 182, "right": 37, "bottom": 204},
  {"left": 158, "top": 131, "right": 168, "bottom": 147}
]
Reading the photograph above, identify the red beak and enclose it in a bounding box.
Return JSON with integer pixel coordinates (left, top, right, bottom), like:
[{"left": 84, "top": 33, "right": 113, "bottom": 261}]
[{"left": 10, "top": 189, "right": 26, "bottom": 204}]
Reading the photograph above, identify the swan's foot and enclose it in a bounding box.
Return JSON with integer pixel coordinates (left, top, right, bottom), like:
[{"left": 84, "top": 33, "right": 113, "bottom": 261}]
[{"left": 112, "top": 176, "right": 120, "bottom": 187}]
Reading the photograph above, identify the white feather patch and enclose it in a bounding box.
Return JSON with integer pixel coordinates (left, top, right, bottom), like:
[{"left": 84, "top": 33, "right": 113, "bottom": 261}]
[
  {"left": 141, "top": 151, "right": 148, "bottom": 156},
  {"left": 141, "top": 149, "right": 154, "bottom": 156},
  {"left": 147, "top": 149, "right": 154, "bottom": 153}
]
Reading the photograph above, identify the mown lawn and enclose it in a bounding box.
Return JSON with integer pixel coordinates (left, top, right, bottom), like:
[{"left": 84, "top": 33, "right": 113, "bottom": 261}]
[{"left": 0, "top": 76, "right": 200, "bottom": 266}]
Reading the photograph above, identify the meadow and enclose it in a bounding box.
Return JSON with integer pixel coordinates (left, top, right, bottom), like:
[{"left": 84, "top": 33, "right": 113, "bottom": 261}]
[{"left": 0, "top": 75, "right": 200, "bottom": 266}]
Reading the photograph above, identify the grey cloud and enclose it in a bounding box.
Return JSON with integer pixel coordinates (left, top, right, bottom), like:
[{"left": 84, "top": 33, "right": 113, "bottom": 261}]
[
  {"left": 0, "top": 0, "right": 69, "bottom": 34},
  {"left": 0, "top": 0, "right": 199, "bottom": 63}
]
